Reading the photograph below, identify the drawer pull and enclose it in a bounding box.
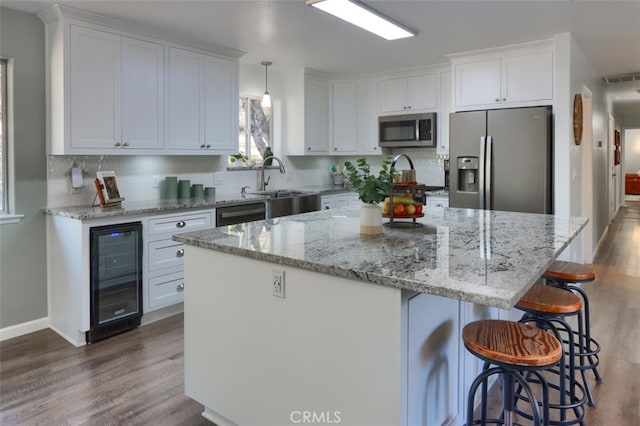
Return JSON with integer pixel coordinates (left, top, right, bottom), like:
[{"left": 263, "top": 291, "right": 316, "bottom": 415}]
[
  {"left": 176, "top": 221, "right": 186, "bottom": 228},
  {"left": 176, "top": 249, "right": 185, "bottom": 258},
  {"left": 177, "top": 283, "right": 185, "bottom": 291}
]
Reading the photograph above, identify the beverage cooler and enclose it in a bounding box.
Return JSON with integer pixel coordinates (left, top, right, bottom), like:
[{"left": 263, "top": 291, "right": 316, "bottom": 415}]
[{"left": 88, "top": 222, "right": 143, "bottom": 343}]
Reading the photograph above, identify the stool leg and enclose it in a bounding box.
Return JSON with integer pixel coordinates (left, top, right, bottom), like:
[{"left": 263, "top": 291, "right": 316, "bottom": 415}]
[
  {"left": 567, "top": 283, "right": 603, "bottom": 383},
  {"left": 577, "top": 310, "right": 596, "bottom": 406}
]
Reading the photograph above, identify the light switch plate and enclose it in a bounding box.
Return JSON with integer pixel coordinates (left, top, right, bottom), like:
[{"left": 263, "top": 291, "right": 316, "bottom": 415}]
[{"left": 71, "top": 167, "right": 83, "bottom": 188}]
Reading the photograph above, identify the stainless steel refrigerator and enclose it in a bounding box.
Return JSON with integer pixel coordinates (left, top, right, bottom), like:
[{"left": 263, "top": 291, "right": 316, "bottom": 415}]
[{"left": 449, "top": 106, "right": 552, "bottom": 214}]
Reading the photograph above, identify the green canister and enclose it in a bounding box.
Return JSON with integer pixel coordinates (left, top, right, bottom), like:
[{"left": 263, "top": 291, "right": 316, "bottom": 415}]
[
  {"left": 178, "top": 180, "right": 191, "bottom": 199},
  {"left": 164, "top": 176, "right": 178, "bottom": 200}
]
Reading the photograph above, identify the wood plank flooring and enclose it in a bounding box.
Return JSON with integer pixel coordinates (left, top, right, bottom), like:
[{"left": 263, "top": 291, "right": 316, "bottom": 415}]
[{"left": 1, "top": 202, "right": 639, "bottom": 425}]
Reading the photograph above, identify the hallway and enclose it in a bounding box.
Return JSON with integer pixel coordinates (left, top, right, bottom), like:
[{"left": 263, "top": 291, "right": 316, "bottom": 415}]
[{"left": 584, "top": 201, "right": 640, "bottom": 424}]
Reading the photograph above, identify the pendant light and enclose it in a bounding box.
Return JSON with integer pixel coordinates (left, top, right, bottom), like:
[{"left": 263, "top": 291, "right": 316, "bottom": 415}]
[{"left": 261, "top": 61, "right": 272, "bottom": 109}]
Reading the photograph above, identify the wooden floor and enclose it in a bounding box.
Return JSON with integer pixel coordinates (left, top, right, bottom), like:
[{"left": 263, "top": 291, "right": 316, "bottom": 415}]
[{"left": 1, "top": 202, "right": 639, "bottom": 425}]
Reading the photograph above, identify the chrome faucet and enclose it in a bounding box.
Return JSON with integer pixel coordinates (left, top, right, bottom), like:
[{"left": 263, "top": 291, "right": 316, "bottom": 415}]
[{"left": 260, "top": 156, "right": 286, "bottom": 191}]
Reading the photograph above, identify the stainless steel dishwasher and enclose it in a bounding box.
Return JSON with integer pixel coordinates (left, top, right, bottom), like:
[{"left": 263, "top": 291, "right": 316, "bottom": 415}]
[{"left": 216, "top": 202, "right": 266, "bottom": 226}]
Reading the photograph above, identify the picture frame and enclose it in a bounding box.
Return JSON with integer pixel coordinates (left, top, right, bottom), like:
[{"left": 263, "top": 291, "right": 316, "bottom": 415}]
[{"left": 95, "top": 171, "right": 124, "bottom": 206}]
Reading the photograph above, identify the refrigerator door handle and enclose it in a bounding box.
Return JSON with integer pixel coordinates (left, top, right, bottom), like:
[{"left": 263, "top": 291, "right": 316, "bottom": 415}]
[
  {"left": 479, "top": 136, "right": 486, "bottom": 210},
  {"left": 486, "top": 136, "right": 493, "bottom": 210},
  {"left": 415, "top": 120, "right": 420, "bottom": 142}
]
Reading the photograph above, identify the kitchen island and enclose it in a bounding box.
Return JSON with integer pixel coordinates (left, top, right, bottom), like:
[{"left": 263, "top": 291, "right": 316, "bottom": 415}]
[{"left": 174, "top": 206, "right": 587, "bottom": 426}]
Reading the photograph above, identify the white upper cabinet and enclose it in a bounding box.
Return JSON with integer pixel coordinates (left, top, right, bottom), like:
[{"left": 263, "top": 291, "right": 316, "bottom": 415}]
[
  {"left": 122, "top": 37, "right": 164, "bottom": 150},
  {"left": 167, "top": 48, "right": 203, "bottom": 151},
  {"left": 437, "top": 71, "right": 451, "bottom": 155},
  {"left": 305, "top": 76, "right": 331, "bottom": 153},
  {"left": 358, "top": 80, "right": 382, "bottom": 155},
  {"left": 331, "top": 81, "right": 358, "bottom": 153},
  {"left": 167, "top": 48, "right": 237, "bottom": 154},
  {"left": 69, "top": 25, "right": 122, "bottom": 151},
  {"left": 379, "top": 73, "right": 438, "bottom": 114},
  {"left": 40, "top": 5, "right": 241, "bottom": 155},
  {"left": 69, "top": 25, "right": 163, "bottom": 153},
  {"left": 452, "top": 46, "right": 553, "bottom": 110}
]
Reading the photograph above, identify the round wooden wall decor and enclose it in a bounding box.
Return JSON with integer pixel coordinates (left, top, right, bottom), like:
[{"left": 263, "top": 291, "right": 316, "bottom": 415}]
[{"left": 573, "top": 94, "right": 583, "bottom": 145}]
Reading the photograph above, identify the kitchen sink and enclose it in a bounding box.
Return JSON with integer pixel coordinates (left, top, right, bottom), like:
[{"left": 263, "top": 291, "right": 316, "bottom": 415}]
[{"left": 251, "top": 189, "right": 320, "bottom": 218}]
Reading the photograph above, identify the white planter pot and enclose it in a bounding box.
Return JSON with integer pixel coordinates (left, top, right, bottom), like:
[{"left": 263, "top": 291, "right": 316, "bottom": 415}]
[{"left": 360, "top": 203, "right": 383, "bottom": 235}]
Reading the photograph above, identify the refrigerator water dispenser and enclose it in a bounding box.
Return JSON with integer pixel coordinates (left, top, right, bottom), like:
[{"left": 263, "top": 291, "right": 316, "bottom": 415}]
[{"left": 457, "top": 157, "right": 479, "bottom": 193}]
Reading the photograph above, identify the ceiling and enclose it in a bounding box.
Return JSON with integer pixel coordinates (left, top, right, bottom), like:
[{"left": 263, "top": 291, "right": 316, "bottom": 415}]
[{"left": 3, "top": 0, "right": 640, "bottom": 114}]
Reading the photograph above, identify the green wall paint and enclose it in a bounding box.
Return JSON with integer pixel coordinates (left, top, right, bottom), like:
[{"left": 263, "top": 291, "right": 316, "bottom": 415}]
[{"left": 0, "top": 7, "right": 48, "bottom": 328}]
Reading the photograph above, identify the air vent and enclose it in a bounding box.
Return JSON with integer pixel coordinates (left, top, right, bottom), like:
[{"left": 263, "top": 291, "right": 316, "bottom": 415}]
[{"left": 603, "top": 72, "right": 640, "bottom": 84}]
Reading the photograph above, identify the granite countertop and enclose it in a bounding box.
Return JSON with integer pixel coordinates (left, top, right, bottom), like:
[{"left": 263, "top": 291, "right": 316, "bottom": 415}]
[
  {"left": 174, "top": 206, "right": 587, "bottom": 308},
  {"left": 43, "top": 193, "right": 268, "bottom": 220},
  {"left": 43, "top": 185, "right": 354, "bottom": 220}
]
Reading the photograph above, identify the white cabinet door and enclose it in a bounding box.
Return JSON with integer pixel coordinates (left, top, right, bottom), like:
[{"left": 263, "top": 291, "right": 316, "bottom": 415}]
[
  {"left": 122, "top": 37, "right": 164, "bottom": 150},
  {"left": 407, "top": 293, "right": 460, "bottom": 426},
  {"left": 501, "top": 51, "right": 553, "bottom": 103},
  {"left": 168, "top": 47, "right": 204, "bottom": 151},
  {"left": 379, "top": 77, "right": 408, "bottom": 113},
  {"left": 408, "top": 73, "right": 438, "bottom": 111},
  {"left": 204, "top": 55, "right": 237, "bottom": 153},
  {"left": 437, "top": 71, "right": 451, "bottom": 155},
  {"left": 332, "top": 81, "right": 358, "bottom": 153},
  {"left": 454, "top": 58, "right": 502, "bottom": 107},
  {"left": 358, "top": 80, "right": 382, "bottom": 155},
  {"left": 69, "top": 25, "right": 121, "bottom": 150},
  {"left": 305, "top": 76, "right": 330, "bottom": 153}
]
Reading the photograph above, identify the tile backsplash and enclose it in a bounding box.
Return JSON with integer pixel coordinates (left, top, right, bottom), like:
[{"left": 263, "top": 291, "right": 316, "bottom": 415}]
[{"left": 47, "top": 149, "right": 447, "bottom": 207}]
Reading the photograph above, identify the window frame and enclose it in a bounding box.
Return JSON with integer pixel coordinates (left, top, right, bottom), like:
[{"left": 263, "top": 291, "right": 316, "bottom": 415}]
[
  {"left": 232, "top": 95, "right": 272, "bottom": 167},
  {"left": 0, "top": 57, "right": 23, "bottom": 224},
  {"left": 1, "top": 58, "right": 8, "bottom": 214}
]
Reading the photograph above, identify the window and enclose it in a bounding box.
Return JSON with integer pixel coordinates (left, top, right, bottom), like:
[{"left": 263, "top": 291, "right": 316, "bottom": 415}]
[
  {"left": 0, "top": 58, "right": 7, "bottom": 213},
  {"left": 232, "top": 97, "right": 271, "bottom": 166}
]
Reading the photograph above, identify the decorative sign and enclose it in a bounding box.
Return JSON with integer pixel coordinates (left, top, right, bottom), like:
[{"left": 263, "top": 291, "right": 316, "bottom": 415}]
[{"left": 573, "top": 94, "right": 583, "bottom": 146}]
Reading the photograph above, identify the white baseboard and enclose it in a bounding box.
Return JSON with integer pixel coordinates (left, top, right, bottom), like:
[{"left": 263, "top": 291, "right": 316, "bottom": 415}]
[
  {"left": 141, "top": 303, "right": 184, "bottom": 326},
  {"left": 593, "top": 225, "right": 609, "bottom": 261},
  {"left": 0, "top": 317, "right": 50, "bottom": 342}
]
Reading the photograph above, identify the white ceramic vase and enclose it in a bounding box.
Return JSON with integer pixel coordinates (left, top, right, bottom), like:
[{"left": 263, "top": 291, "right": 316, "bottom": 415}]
[{"left": 360, "top": 203, "right": 383, "bottom": 235}]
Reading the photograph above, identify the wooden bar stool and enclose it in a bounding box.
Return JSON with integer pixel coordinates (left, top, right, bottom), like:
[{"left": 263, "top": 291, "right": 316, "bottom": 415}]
[
  {"left": 463, "top": 319, "right": 563, "bottom": 426},
  {"left": 543, "top": 261, "right": 601, "bottom": 406},
  {"left": 516, "top": 284, "right": 587, "bottom": 426}
]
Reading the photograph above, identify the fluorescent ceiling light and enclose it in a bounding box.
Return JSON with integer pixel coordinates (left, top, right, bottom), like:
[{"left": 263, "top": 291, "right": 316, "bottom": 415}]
[{"left": 307, "top": 0, "right": 416, "bottom": 41}]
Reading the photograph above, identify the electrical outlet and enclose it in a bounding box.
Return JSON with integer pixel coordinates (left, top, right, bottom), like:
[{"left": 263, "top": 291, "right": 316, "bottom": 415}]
[
  {"left": 152, "top": 175, "right": 161, "bottom": 188},
  {"left": 272, "top": 269, "right": 285, "bottom": 298}
]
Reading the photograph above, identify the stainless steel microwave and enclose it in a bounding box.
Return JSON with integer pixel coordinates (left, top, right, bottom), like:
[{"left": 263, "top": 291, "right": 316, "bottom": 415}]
[{"left": 379, "top": 112, "right": 437, "bottom": 148}]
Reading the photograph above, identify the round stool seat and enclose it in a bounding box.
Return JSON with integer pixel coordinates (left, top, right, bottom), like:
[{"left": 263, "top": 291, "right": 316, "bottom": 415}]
[
  {"left": 517, "top": 283, "right": 582, "bottom": 314},
  {"left": 463, "top": 319, "right": 562, "bottom": 367},
  {"left": 544, "top": 261, "right": 595, "bottom": 283}
]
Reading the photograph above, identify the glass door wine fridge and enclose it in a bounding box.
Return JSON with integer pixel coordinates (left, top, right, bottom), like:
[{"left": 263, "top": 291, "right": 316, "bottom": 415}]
[{"left": 88, "top": 222, "right": 143, "bottom": 343}]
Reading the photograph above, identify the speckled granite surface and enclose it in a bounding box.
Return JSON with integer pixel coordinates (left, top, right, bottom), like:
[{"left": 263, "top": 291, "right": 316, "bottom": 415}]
[
  {"left": 174, "top": 206, "right": 587, "bottom": 308},
  {"left": 44, "top": 186, "right": 355, "bottom": 220},
  {"left": 44, "top": 193, "right": 268, "bottom": 220}
]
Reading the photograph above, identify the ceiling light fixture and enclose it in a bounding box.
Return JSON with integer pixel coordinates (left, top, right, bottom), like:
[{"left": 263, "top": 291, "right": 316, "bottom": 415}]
[
  {"left": 261, "top": 61, "right": 272, "bottom": 109},
  {"left": 307, "top": 0, "right": 416, "bottom": 41}
]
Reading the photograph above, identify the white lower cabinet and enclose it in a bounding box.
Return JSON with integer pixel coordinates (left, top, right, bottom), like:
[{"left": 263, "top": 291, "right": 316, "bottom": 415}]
[
  {"left": 321, "top": 192, "right": 359, "bottom": 210},
  {"left": 144, "top": 210, "right": 214, "bottom": 312}
]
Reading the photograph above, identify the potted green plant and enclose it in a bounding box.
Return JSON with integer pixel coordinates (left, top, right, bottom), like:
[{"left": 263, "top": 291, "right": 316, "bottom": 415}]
[
  {"left": 229, "top": 153, "right": 249, "bottom": 167},
  {"left": 344, "top": 157, "right": 394, "bottom": 234}
]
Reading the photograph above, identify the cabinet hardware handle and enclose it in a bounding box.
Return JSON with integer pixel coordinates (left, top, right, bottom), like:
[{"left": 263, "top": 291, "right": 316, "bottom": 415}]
[
  {"left": 502, "top": 97, "right": 507, "bottom": 102},
  {"left": 176, "top": 221, "right": 186, "bottom": 228},
  {"left": 495, "top": 98, "right": 500, "bottom": 102},
  {"left": 334, "top": 147, "right": 337, "bottom": 151},
  {"left": 115, "top": 142, "right": 122, "bottom": 147},
  {"left": 200, "top": 144, "right": 206, "bottom": 149},
  {"left": 177, "top": 283, "right": 185, "bottom": 291},
  {"left": 206, "top": 144, "right": 211, "bottom": 149},
  {"left": 176, "top": 248, "right": 185, "bottom": 257},
  {"left": 123, "top": 142, "right": 130, "bottom": 147},
  {"left": 307, "top": 146, "right": 311, "bottom": 151}
]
